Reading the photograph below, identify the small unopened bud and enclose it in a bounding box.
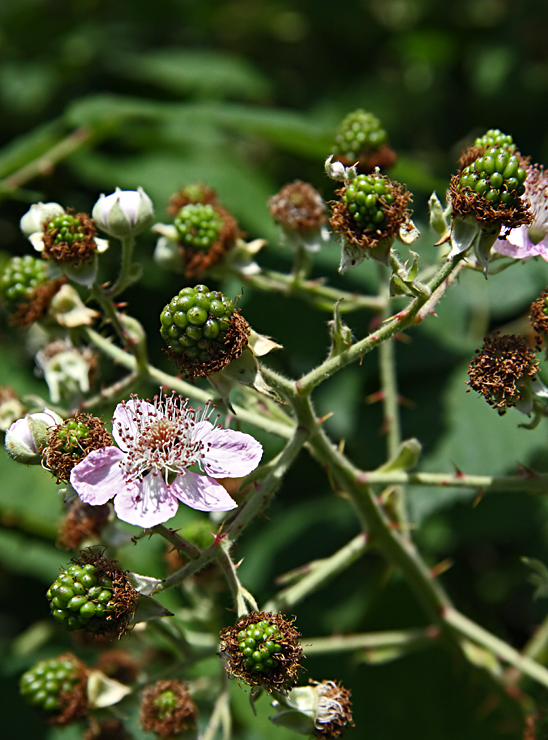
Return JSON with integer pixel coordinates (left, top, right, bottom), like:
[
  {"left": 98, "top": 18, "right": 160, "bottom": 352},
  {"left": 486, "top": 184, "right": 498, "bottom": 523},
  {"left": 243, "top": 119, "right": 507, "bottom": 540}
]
[
  {"left": 5, "top": 408, "right": 63, "bottom": 464},
  {"left": 92, "top": 187, "right": 154, "bottom": 238},
  {"left": 428, "top": 191, "right": 449, "bottom": 237}
]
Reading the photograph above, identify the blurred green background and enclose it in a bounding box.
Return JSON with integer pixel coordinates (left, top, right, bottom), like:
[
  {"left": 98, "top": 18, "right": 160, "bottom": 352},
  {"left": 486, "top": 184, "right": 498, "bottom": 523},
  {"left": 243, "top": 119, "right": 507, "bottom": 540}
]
[{"left": 2, "top": 1, "right": 548, "bottom": 738}]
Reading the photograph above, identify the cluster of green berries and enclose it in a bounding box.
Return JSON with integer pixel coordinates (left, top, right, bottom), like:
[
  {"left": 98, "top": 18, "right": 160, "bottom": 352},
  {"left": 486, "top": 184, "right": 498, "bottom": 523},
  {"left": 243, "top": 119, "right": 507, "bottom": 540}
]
[
  {"left": 174, "top": 203, "right": 223, "bottom": 249},
  {"left": 47, "top": 563, "right": 115, "bottom": 631},
  {"left": 236, "top": 619, "right": 283, "bottom": 673},
  {"left": 459, "top": 147, "right": 526, "bottom": 206},
  {"left": 343, "top": 174, "right": 394, "bottom": 230},
  {"left": 48, "top": 214, "right": 86, "bottom": 244},
  {"left": 474, "top": 128, "right": 515, "bottom": 152},
  {"left": 20, "top": 656, "right": 81, "bottom": 713},
  {"left": 56, "top": 420, "right": 90, "bottom": 456},
  {"left": 334, "top": 110, "right": 388, "bottom": 160},
  {"left": 160, "top": 284, "right": 234, "bottom": 362},
  {"left": 0, "top": 255, "right": 48, "bottom": 304}
]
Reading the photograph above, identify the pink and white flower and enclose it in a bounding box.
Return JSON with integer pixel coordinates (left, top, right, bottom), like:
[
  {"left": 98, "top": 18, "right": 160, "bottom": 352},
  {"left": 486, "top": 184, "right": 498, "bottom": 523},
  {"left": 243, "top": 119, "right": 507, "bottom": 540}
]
[
  {"left": 493, "top": 166, "right": 548, "bottom": 261},
  {"left": 70, "top": 393, "right": 262, "bottom": 528}
]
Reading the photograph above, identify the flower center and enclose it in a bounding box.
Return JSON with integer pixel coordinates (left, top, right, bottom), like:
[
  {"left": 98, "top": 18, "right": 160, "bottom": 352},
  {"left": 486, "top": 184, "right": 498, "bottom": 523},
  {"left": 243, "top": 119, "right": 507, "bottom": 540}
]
[{"left": 142, "top": 419, "right": 179, "bottom": 450}]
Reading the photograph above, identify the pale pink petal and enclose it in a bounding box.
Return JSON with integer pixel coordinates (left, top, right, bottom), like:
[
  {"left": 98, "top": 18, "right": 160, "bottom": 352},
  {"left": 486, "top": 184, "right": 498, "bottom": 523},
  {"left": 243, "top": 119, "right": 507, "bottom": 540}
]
[
  {"left": 70, "top": 447, "right": 125, "bottom": 505},
  {"left": 493, "top": 228, "right": 542, "bottom": 259},
  {"left": 197, "top": 426, "right": 263, "bottom": 478},
  {"left": 113, "top": 472, "right": 179, "bottom": 527},
  {"left": 112, "top": 398, "right": 159, "bottom": 450},
  {"left": 171, "top": 471, "right": 238, "bottom": 512}
]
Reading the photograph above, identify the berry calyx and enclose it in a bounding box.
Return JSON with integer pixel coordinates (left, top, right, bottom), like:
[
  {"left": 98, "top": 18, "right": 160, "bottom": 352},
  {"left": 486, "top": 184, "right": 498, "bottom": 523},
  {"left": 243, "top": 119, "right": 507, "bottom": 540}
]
[
  {"left": 174, "top": 204, "right": 224, "bottom": 250},
  {"left": 0, "top": 255, "right": 48, "bottom": 305},
  {"left": 46, "top": 552, "right": 138, "bottom": 636},
  {"left": 19, "top": 654, "right": 87, "bottom": 724},
  {"left": 160, "top": 284, "right": 250, "bottom": 377}
]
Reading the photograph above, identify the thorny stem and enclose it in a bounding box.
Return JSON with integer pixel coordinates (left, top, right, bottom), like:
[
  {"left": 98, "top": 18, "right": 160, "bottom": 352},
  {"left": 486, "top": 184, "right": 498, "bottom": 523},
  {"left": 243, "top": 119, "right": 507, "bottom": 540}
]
[
  {"left": 304, "top": 627, "right": 436, "bottom": 655},
  {"left": 150, "top": 524, "right": 202, "bottom": 560}
]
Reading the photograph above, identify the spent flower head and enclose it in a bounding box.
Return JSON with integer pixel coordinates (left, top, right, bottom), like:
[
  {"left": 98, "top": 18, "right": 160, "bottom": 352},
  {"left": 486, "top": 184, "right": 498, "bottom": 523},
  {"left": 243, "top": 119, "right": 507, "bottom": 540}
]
[
  {"left": 467, "top": 333, "right": 539, "bottom": 415},
  {"left": 220, "top": 611, "right": 304, "bottom": 694},
  {"left": 270, "top": 680, "right": 354, "bottom": 738},
  {"left": 43, "top": 413, "right": 112, "bottom": 483},
  {"left": 70, "top": 391, "right": 262, "bottom": 528},
  {"left": 530, "top": 289, "right": 548, "bottom": 350},
  {"left": 269, "top": 180, "right": 330, "bottom": 253},
  {"left": 140, "top": 680, "right": 198, "bottom": 738}
]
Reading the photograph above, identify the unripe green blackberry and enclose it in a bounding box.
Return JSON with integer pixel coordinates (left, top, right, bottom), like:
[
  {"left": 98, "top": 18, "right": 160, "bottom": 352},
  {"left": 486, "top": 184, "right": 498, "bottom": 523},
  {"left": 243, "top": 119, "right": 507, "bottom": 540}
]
[
  {"left": 236, "top": 618, "right": 283, "bottom": 674},
  {"left": 333, "top": 110, "right": 388, "bottom": 161},
  {"left": 0, "top": 255, "right": 48, "bottom": 305},
  {"left": 43, "top": 413, "right": 112, "bottom": 484},
  {"left": 48, "top": 214, "right": 87, "bottom": 245},
  {"left": 57, "top": 419, "right": 91, "bottom": 454},
  {"left": 160, "top": 284, "right": 249, "bottom": 377},
  {"left": 342, "top": 173, "right": 395, "bottom": 231},
  {"left": 19, "top": 654, "right": 86, "bottom": 718},
  {"left": 174, "top": 204, "right": 224, "bottom": 249},
  {"left": 47, "top": 563, "right": 116, "bottom": 632},
  {"left": 474, "top": 128, "right": 515, "bottom": 152},
  {"left": 220, "top": 611, "right": 303, "bottom": 693},
  {"left": 458, "top": 146, "right": 527, "bottom": 207}
]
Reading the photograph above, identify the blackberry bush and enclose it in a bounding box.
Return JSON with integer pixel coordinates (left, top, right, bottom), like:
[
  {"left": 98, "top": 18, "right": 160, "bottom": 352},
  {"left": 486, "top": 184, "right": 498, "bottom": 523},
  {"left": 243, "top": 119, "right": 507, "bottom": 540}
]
[{"left": 160, "top": 284, "right": 249, "bottom": 376}]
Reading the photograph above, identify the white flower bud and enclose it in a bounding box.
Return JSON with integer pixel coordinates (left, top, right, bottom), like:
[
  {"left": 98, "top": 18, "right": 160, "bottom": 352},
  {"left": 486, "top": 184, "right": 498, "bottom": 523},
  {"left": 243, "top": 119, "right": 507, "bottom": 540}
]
[
  {"left": 92, "top": 187, "right": 154, "bottom": 238},
  {"left": 5, "top": 408, "right": 62, "bottom": 464},
  {"left": 20, "top": 202, "right": 65, "bottom": 237}
]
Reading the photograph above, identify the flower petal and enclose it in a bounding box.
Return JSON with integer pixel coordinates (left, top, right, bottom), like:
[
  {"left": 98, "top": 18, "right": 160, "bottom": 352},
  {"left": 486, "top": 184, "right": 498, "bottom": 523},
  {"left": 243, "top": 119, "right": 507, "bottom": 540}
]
[
  {"left": 193, "top": 424, "right": 263, "bottom": 478},
  {"left": 112, "top": 398, "right": 159, "bottom": 450},
  {"left": 70, "top": 446, "right": 125, "bottom": 506},
  {"left": 171, "top": 471, "right": 238, "bottom": 512},
  {"left": 113, "top": 472, "right": 179, "bottom": 527}
]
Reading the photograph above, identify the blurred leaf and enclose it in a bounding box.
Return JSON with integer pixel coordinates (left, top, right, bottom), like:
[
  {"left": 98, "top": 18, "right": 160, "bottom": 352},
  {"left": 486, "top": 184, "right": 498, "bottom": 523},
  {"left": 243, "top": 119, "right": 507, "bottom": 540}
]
[
  {"left": 111, "top": 49, "right": 272, "bottom": 101},
  {"left": 521, "top": 556, "right": 548, "bottom": 599}
]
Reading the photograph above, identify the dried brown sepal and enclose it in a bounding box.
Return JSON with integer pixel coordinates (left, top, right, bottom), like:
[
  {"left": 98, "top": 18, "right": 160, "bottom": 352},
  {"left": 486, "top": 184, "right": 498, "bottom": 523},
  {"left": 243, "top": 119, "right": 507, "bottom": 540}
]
[
  {"left": 180, "top": 203, "right": 240, "bottom": 278},
  {"left": 335, "top": 144, "right": 397, "bottom": 174},
  {"left": 73, "top": 549, "right": 139, "bottom": 638},
  {"left": 48, "top": 652, "right": 88, "bottom": 726},
  {"left": 166, "top": 310, "right": 250, "bottom": 378},
  {"left": 467, "top": 333, "right": 538, "bottom": 415},
  {"left": 530, "top": 290, "right": 548, "bottom": 350},
  {"left": 268, "top": 180, "right": 326, "bottom": 233},
  {"left": 84, "top": 719, "right": 134, "bottom": 740},
  {"left": 166, "top": 183, "right": 219, "bottom": 216},
  {"left": 220, "top": 611, "right": 304, "bottom": 694},
  {"left": 57, "top": 500, "right": 111, "bottom": 550},
  {"left": 42, "top": 211, "right": 98, "bottom": 267},
  {"left": 329, "top": 179, "right": 412, "bottom": 251},
  {"left": 9, "top": 277, "right": 67, "bottom": 329},
  {"left": 449, "top": 173, "right": 532, "bottom": 229},
  {"left": 311, "top": 680, "right": 354, "bottom": 739},
  {"left": 140, "top": 680, "right": 198, "bottom": 738},
  {"left": 43, "top": 413, "right": 113, "bottom": 484}
]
